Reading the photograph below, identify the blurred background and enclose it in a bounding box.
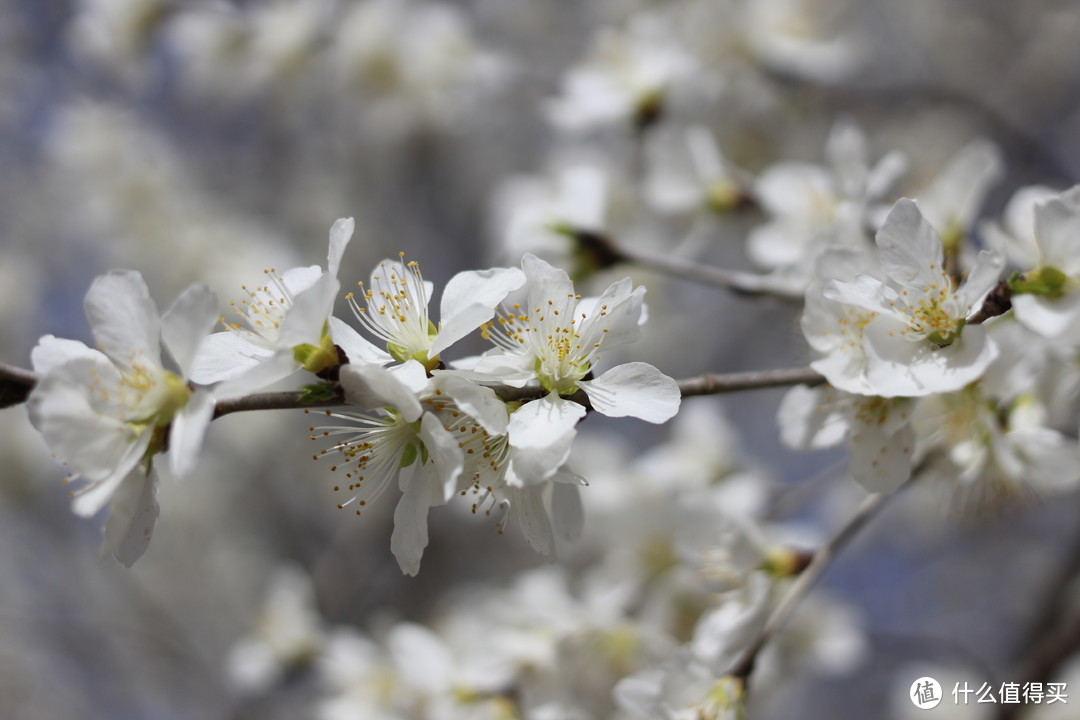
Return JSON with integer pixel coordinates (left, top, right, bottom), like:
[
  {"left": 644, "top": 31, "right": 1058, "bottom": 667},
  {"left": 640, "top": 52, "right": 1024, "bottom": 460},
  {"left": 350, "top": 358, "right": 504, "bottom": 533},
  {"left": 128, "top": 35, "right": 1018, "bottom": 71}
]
[{"left": 2, "top": 0, "right": 1080, "bottom": 718}]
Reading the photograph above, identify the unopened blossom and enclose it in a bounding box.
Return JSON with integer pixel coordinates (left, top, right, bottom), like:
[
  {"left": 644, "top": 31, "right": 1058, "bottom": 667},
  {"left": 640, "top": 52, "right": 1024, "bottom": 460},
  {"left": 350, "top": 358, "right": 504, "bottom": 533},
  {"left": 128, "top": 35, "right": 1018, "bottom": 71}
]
[
  {"left": 28, "top": 270, "right": 218, "bottom": 565},
  {"left": 806, "top": 199, "right": 1003, "bottom": 397},
  {"left": 332, "top": 255, "right": 524, "bottom": 371},
  {"left": 192, "top": 218, "right": 354, "bottom": 391},
  {"left": 473, "top": 254, "right": 680, "bottom": 484}
]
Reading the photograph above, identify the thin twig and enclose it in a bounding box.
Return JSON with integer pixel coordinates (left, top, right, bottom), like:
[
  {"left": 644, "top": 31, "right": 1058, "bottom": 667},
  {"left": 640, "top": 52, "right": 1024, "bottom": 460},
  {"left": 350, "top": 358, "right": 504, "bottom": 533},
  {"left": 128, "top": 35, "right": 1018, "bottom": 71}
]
[
  {"left": 618, "top": 244, "right": 805, "bottom": 299},
  {"left": 730, "top": 491, "right": 890, "bottom": 685},
  {"left": 572, "top": 230, "right": 804, "bottom": 299}
]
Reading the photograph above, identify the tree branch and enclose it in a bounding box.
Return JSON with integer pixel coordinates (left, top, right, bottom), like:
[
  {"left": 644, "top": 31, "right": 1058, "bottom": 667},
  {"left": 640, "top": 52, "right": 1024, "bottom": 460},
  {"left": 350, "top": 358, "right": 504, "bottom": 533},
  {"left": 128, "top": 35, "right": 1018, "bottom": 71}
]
[
  {"left": 730, "top": 490, "right": 890, "bottom": 686},
  {"left": 2, "top": 359, "right": 826, "bottom": 418},
  {"left": 573, "top": 230, "right": 804, "bottom": 299},
  {"left": 0, "top": 361, "right": 38, "bottom": 409}
]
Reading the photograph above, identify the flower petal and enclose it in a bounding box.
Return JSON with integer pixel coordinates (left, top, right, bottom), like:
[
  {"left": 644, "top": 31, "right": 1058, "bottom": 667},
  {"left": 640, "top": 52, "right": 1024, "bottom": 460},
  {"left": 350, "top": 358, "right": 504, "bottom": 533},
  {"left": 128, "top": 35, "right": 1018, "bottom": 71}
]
[
  {"left": 28, "top": 356, "right": 138, "bottom": 482},
  {"left": 31, "top": 336, "right": 102, "bottom": 375},
  {"left": 162, "top": 282, "right": 219, "bottom": 377},
  {"left": 278, "top": 273, "right": 339, "bottom": 349},
  {"left": 507, "top": 393, "right": 586, "bottom": 485},
  {"left": 848, "top": 407, "right": 914, "bottom": 493},
  {"left": 551, "top": 480, "right": 584, "bottom": 543},
  {"left": 84, "top": 270, "right": 161, "bottom": 372},
  {"left": 390, "top": 465, "right": 444, "bottom": 576},
  {"left": 418, "top": 411, "right": 464, "bottom": 502},
  {"left": 327, "top": 217, "right": 355, "bottom": 279},
  {"left": 101, "top": 467, "right": 159, "bottom": 567},
  {"left": 168, "top": 390, "right": 215, "bottom": 479},
  {"left": 189, "top": 331, "right": 274, "bottom": 385},
  {"left": 875, "top": 199, "right": 944, "bottom": 291},
  {"left": 340, "top": 361, "right": 424, "bottom": 421},
  {"left": 431, "top": 266, "right": 526, "bottom": 357},
  {"left": 328, "top": 316, "right": 392, "bottom": 365},
  {"left": 434, "top": 373, "right": 509, "bottom": 435},
  {"left": 580, "top": 362, "right": 680, "bottom": 423}
]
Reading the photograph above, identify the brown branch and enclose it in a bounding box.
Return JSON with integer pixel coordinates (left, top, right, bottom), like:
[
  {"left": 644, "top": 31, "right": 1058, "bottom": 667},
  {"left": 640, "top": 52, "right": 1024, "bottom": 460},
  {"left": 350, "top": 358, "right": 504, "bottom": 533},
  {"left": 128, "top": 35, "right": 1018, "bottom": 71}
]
[
  {"left": 2, "top": 359, "right": 826, "bottom": 418},
  {"left": 0, "top": 361, "right": 38, "bottom": 409}
]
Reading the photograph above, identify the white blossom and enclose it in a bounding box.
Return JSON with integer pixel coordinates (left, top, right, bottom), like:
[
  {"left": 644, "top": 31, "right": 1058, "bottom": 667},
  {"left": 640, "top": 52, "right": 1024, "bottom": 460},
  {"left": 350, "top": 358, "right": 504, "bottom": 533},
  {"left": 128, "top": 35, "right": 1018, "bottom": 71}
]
[{"left": 28, "top": 270, "right": 218, "bottom": 565}]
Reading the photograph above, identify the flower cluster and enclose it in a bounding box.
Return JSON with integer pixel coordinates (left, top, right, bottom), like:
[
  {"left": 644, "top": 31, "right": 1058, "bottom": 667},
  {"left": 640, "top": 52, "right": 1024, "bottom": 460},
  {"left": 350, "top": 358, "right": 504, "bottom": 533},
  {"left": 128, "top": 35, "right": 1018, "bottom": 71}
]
[
  {"left": 781, "top": 189, "right": 1080, "bottom": 500},
  {"left": 27, "top": 221, "right": 679, "bottom": 574}
]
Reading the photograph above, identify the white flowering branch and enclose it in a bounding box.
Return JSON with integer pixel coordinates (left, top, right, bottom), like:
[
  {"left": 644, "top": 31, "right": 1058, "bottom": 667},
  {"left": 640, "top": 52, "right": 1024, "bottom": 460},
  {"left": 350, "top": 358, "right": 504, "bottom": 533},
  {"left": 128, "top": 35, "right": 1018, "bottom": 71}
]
[
  {"left": 0, "top": 360, "right": 825, "bottom": 417},
  {"left": 731, "top": 489, "right": 891, "bottom": 688}
]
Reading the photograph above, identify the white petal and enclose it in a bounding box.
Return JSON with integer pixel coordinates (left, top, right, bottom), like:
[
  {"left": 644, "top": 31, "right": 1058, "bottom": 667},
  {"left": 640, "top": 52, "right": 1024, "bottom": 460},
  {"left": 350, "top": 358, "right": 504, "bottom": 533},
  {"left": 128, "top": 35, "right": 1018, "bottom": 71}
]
[
  {"left": 340, "top": 361, "right": 424, "bottom": 421},
  {"left": 210, "top": 350, "right": 299, "bottom": 399},
  {"left": 387, "top": 624, "right": 452, "bottom": 691},
  {"left": 326, "top": 217, "right": 355, "bottom": 279},
  {"left": 510, "top": 485, "right": 555, "bottom": 558},
  {"left": 162, "top": 282, "right": 219, "bottom": 377},
  {"left": 1034, "top": 198, "right": 1080, "bottom": 273},
  {"left": 1012, "top": 293, "right": 1080, "bottom": 337},
  {"left": 823, "top": 275, "right": 900, "bottom": 317},
  {"left": 188, "top": 331, "right": 274, "bottom": 385},
  {"left": 920, "top": 140, "right": 1003, "bottom": 233},
  {"left": 433, "top": 373, "right": 509, "bottom": 435},
  {"left": 469, "top": 351, "right": 537, "bottom": 387},
  {"left": 84, "top": 270, "right": 161, "bottom": 372},
  {"left": 390, "top": 467, "right": 444, "bottom": 577},
  {"left": 580, "top": 362, "right": 680, "bottom": 423},
  {"left": 101, "top": 467, "right": 159, "bottom": 567},
  {"left": 277, "top": 273, "right": 338, "bottom": 349},
  {"left": 507, "top": 394, "right": 586, "bottom": 485},
  {"left": 875, "top": 199, "right": 944, "bottom": 291},
  {"left": 168, "top": 390, "right": 214, "bottom": 479},
  {"left": 777, "top": 385, "right": 849, "bottom": 449},
  {"left": 328, "top": 316, "right": 392, "bottom": 365},
  {"left": 551, "top": 481, "right": 584, "bottom": 542},
  {"left": 522, "top": 254, "right": 575, "bottom": 312},
  {"left": 431, "top": 266, "right": 526, "bottom": 357},
  {"left": 28, "top": 357, "right": 138, "bottom": 482},
  {"left": 72, "top": 432, "right": 153, "bottom": 517},
  {"left": 847, "top": 409, "right": 914, "bottom": 493},
  {"left": 31, "top": 336, "right": 101, "bottom": 375},
  {"left": 861, "top": 320, "right": 996, "bottom": 397},
  {"left": 577, "top": 282, "right": 646, "bottom": 351},
  {"left": 954, "top": 248, "right": 1005, "bottom": 314},
  {"left": 418, "top": 412, "right": 464, "bottom": 502}
]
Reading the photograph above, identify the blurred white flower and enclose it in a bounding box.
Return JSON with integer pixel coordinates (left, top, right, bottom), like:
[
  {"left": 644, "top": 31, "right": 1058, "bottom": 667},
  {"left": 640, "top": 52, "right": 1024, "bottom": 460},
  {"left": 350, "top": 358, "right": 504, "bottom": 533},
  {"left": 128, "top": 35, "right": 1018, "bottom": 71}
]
[
  {"left": 227, "top": 566, "right": 326, "bottom": 693},
  {"left": 1004, "top": 187, "right": 1080, "bottom": 341},
  {"left": 748, "top": 119, "right": 905, "bottom": 286},
  {"left": 546, "top": 12, "right": 697, "bottom": 131},
  {"left": 779, "top": 384, "right": 915, "bottom": 493}
]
